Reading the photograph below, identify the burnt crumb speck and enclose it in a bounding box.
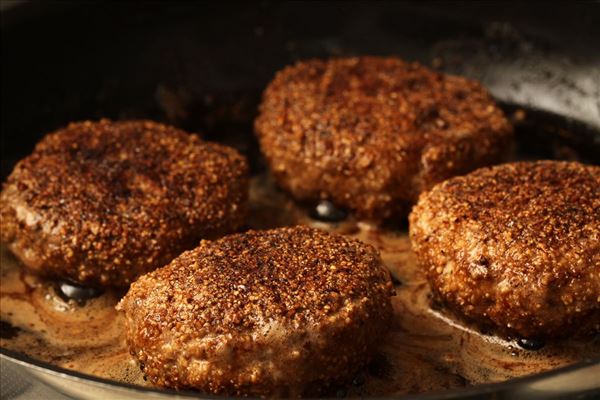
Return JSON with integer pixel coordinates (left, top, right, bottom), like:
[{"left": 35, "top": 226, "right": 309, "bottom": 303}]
[
  {"left": 477, "top": 256, "right": 489, "bottom": 267},
  {"left": 0, "top": 320, "right": 21, "bottom": 339}
]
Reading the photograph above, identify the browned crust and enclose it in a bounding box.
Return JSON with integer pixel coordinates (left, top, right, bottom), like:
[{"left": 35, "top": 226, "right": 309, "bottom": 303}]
[
  {"left": 409, "top": 161, "right": 600, "bottom": 339},
  {"left": 117, "top": 226, "right": 394, "bottom": 396},
  {"left": 255, "top": 56, "right": 513, "bottom": 221},
  {"left": 0, "top": 119, "right": 249, "bottom": 287}
]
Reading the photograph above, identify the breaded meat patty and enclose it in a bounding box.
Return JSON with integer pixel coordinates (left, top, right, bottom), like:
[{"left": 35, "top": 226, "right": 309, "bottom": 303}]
[
  {"left": 255, "top": 56, "right": 513, "bottom": 221},
  {"left": 117, "top": 226, "right": 394, "bottom": 396},
  {"left": 409, "top": 161, "right": 600, "bottom": 339},
  {"left": 0, "top": 120, "right": 248, "bottom": 287}
]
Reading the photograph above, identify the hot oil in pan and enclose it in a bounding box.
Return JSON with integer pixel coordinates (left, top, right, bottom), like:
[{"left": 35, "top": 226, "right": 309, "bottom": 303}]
[{"left": 1, "top": 106, "right": 599, "bottom": 396}]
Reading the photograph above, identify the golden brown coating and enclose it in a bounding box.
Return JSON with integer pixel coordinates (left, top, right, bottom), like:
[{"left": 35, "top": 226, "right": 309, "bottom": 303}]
[
  {"left": 255, "top": 56, "right": 513, "bottom": 221},
  {"left": 0, "top": 119, "right": 249, "bottom": 287},
  {"left": 117, "top": 226, "right": 394, "bottom": 397},
  {"left": 409, "top": 161, "right": 600, "bottom": 339}
]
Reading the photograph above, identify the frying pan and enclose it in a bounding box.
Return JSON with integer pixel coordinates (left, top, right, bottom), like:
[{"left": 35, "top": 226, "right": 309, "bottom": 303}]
[{"left": 1, "top": 1, "right": 599, "bottom": 399}]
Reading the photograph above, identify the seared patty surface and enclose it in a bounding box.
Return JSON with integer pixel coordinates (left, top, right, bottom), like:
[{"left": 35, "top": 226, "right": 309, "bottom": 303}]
[
  {"left": 117, "top": 225, "right": 394, "bottom": 396},
  {"left": 0, "top": 119, "right": 249, "bottom": 287},
  {"left": 409, "top": 161, "right": 600, "bottom": 339},
  {"left": 255, "top": 56, "right": 513, "bottom": 221}
]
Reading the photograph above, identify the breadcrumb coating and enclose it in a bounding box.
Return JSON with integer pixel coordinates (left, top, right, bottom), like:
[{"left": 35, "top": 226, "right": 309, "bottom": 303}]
[
  {"left": 410, "top": 161, "right": 600, "bottom": 339},
  {"left": 0, "top": 119, "right": 249, "bottom": 287},
  {"left": 117, "top": 226, "right": 394, "bottom": 396},
  {"left": 255, "top": 56, "right": 513, "bottom": 221}
]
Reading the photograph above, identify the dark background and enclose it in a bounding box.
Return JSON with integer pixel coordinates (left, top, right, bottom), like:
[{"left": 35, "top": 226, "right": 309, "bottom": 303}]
[{"left": 2, "top": 1, "right": 599, "bottom": 179}]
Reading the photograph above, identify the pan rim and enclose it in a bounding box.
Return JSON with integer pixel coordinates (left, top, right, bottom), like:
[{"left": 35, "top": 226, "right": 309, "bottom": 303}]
[{"left": 2, "top": 346, "right": 599, "bottom": 399}]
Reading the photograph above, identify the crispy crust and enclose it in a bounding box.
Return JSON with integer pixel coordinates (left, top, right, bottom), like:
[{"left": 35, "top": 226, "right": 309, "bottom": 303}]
[
  {"left": 0, "top": 119, "right": 249, "bottom": 287},
  {"left": 255, "top": 56, "right": 513, "bottom": 221},
  {"left": 116, "top": 226, "right": 394, "bottom": 396},
  {"left": 409, "top": 161, "right": 600, "bottom": 339}
]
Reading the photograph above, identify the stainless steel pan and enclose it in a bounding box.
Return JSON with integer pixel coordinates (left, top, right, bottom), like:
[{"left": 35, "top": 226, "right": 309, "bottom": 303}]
[{"left": 1, "top": 2, "right": 599, "bottom": 399}]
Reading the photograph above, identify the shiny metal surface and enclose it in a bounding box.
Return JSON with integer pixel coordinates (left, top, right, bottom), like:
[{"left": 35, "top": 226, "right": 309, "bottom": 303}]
[{"left": 2, "top": 351, "right": 599, "bottom": 399}]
